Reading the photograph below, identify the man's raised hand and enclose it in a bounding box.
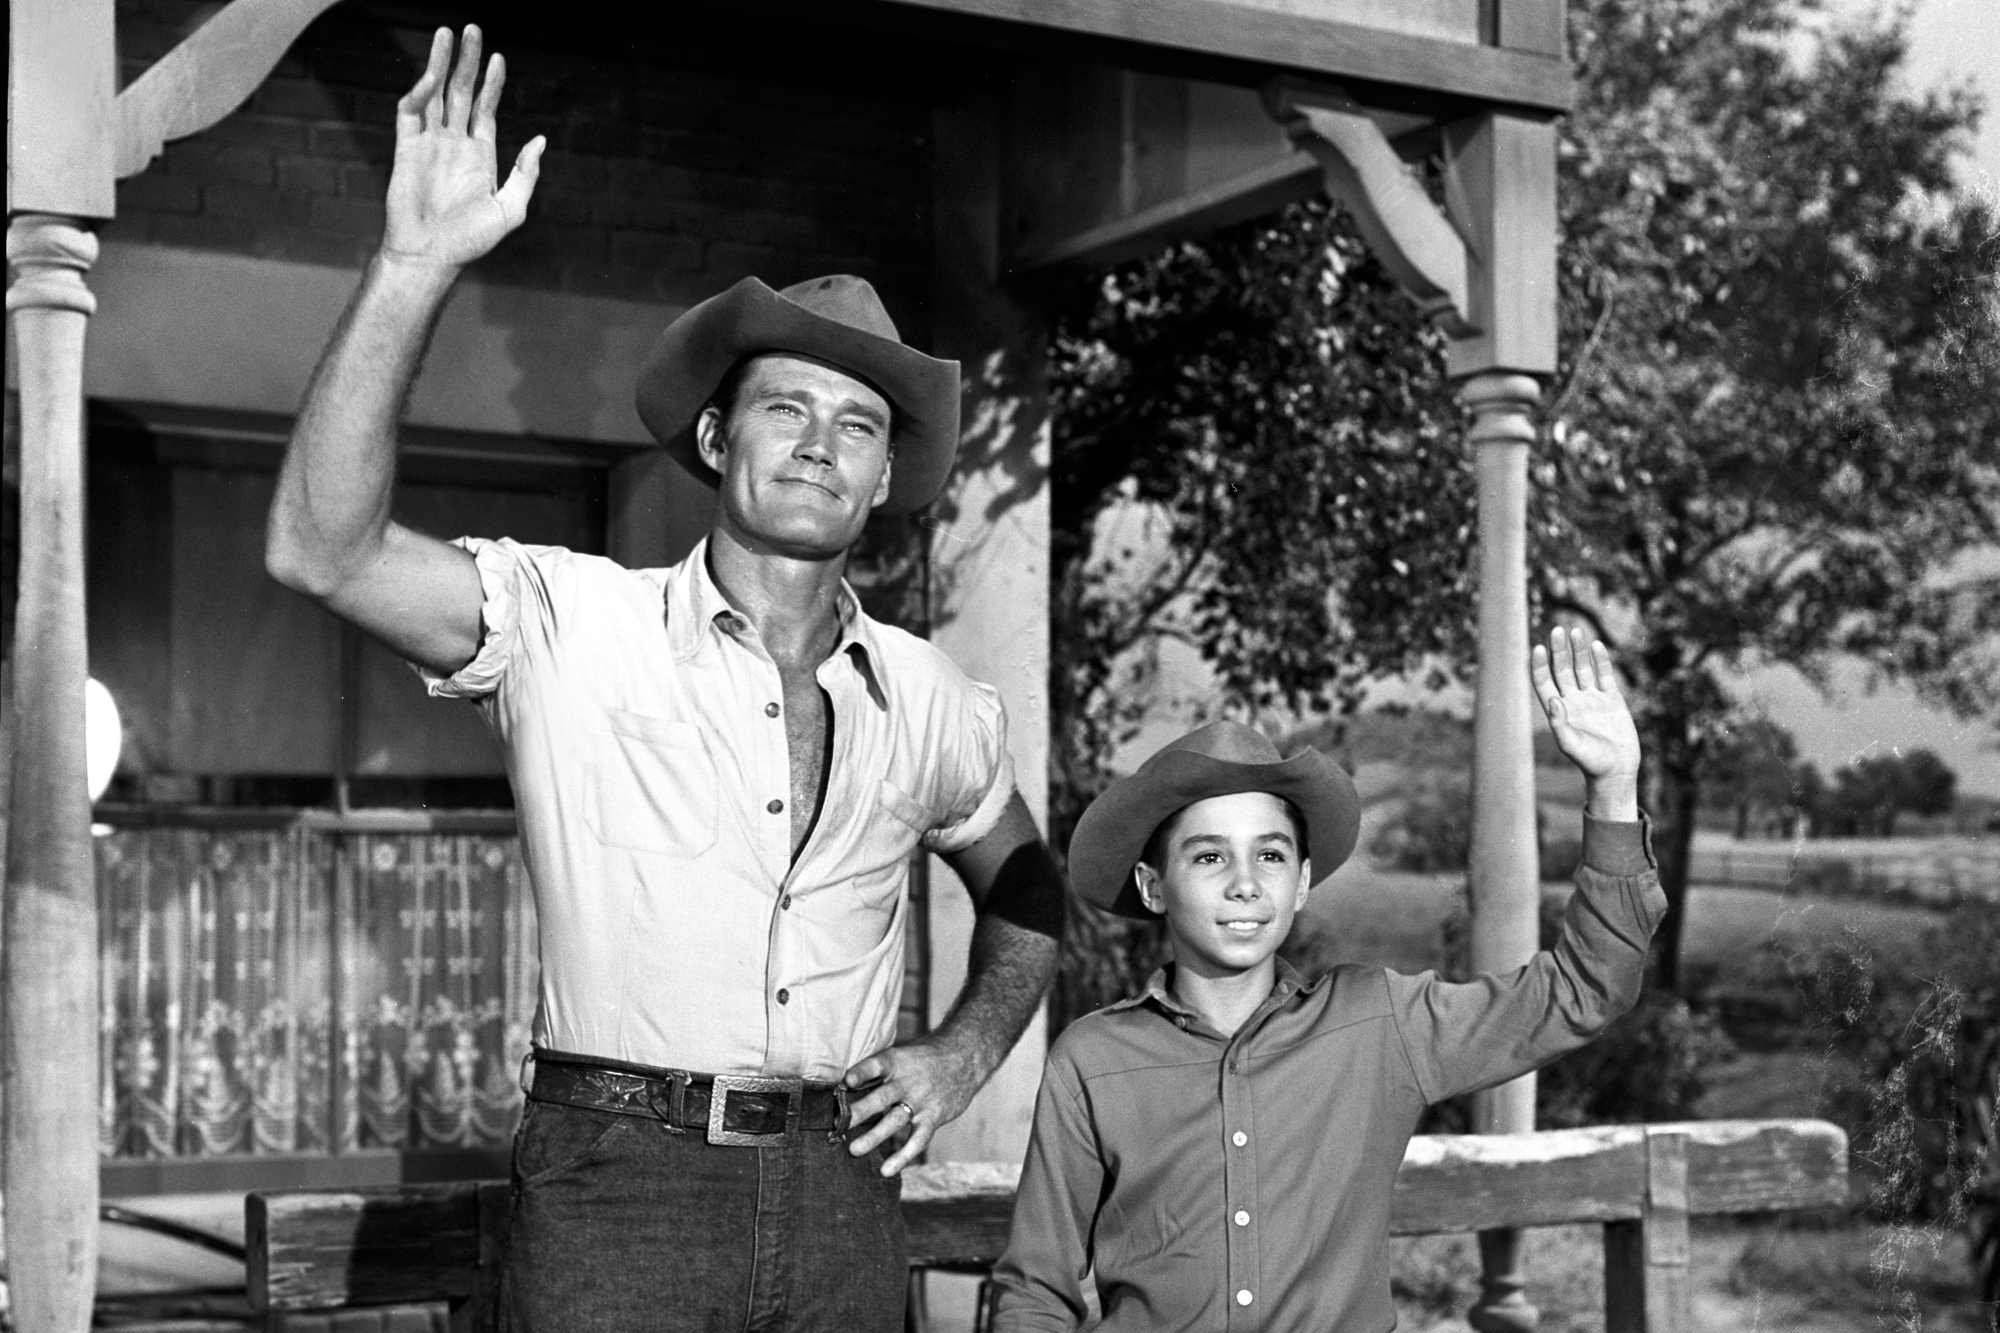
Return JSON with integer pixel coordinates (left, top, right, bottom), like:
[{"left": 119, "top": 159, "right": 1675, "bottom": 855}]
[
  {"left": 383, "top": 26, "right": 544, "bottom": 271},
  {"left": 1532, "top": 627, "right": 1642, "bottom": 820}
]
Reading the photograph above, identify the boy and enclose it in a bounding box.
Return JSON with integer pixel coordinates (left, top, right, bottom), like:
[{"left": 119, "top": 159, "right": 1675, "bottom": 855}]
[{"left": 991, "top": 628, "right": 1666, "bottom": 1331}]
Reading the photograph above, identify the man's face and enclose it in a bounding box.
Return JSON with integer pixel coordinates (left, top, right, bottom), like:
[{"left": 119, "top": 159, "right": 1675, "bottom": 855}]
[
  {"left": 695, "top": 354, "right": 895, "bottom": 558},
  {"left": 1135, "top": 791, "right": 1311, "bottom": 982}
]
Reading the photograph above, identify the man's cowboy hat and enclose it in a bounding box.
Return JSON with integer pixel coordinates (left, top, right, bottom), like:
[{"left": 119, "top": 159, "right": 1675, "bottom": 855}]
[
  {"left": 634, "top": 275, "right": 961, "bottom": 516},
  {"left": 1069, "top": 721, "right": 1362, "bottom": 919}
]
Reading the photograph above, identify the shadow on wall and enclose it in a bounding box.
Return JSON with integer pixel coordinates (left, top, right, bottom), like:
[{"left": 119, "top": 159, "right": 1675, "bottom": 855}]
[
  {"left": 922, "top": 345, "right": 1050, "bottom": 639},
  {"left": 480, "top": 279, "right": 656, "bottom": 448}
]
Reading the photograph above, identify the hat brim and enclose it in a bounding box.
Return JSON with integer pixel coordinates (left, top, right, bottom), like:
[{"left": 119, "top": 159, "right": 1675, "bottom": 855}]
[
  {"left": 634, "top": 278, "right": 961, "bottom": 516},
  {"left": 1069, "top": 748, "right": 1361, "bottom": 919}
]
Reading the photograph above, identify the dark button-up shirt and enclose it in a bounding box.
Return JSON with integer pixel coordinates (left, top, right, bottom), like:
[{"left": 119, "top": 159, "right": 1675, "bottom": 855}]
[{"left": 992, "top": 817, "right": 1664, "bottom": 1332}]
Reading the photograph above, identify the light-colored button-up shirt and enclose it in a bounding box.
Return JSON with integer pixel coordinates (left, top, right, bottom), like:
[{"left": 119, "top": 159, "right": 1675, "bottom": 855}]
[
  {"left": 992, "top": 818, "right": 1665, "bottom": 1332},
  {"left": 423, "top": 536, "right": 1013, "bottom": 1082}
]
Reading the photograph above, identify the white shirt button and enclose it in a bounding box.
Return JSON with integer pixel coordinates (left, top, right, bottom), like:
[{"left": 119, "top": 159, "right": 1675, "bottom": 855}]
[
  {"left": 1236, "top": 1289, "right": 1254, "bottom": 1306},
  {"left": 1231, "top": 1130, "right": 1248, "bottom": 1147},
  {"left": 1233, "top": 1209, "right": 1250, "bottom": 1226}
]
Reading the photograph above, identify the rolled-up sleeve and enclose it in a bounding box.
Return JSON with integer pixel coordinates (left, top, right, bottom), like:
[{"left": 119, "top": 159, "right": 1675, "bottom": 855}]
[
  {"left": 416, "top": 537, "right": 552, "bottom": 702},
  {"left": 921, "top": 678, "right": 1015, "bottom": 854},
  {"left": 1390, "top": 815, "right": 1668, "bottom": 1104},
  {"left": 991, "top": 1049, "right": 1099, "bottom": 1330}
]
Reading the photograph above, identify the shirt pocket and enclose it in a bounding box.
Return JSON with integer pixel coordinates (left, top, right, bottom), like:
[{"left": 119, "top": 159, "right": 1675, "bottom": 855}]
[
  {"left": 584, "top": 709, "right": 719, "bottom": 858},
  {"left": 821, "top": 779, "right": 930, "bottom": 922}
]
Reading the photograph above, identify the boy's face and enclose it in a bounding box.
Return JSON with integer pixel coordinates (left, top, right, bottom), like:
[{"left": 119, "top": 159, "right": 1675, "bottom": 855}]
[{"left": 1133, "top": 791, "right": 1312, "bottom": 982}]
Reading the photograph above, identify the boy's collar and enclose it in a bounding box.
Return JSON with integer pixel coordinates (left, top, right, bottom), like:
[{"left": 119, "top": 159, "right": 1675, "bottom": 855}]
[{"left": 1116, "top": 957, "right": 1317, "bottom": 1022}]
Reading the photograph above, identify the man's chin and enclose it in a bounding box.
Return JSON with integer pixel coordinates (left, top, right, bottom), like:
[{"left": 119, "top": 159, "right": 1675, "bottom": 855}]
[{"left": 730, "top": 510, "right": 863, "bottom": 561}]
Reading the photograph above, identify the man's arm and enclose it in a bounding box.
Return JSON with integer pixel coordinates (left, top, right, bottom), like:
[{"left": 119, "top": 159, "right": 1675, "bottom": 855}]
[
  {"left": 843, "top": 791, "right": 1064, "bottom": 1175},
  {"left": 265, "top": 26, "right": 543, "bottom": 676}
]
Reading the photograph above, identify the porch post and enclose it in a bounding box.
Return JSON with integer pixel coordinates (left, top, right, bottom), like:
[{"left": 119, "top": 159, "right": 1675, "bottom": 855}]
[
  {"left": 4, "top": 212, "right": 103, "bottom": 1333},
  {"left": 1445, "top": 106, "right": 1559, "bottom": 1333},
  {"left": 1271, "top": 81, "right": 1559, "bottom": 1327},
  {"left": 7, "top": 0, "right": 115, "bottom": 1322},
  {"left": 1458, "top": 370, "right": 1543, "bottom": 1333}
]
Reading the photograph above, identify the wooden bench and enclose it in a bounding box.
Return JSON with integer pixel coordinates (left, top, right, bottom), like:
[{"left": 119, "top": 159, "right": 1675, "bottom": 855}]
[{"left": 247, "top": 1118, "right": 1846, "bottom": 1332}]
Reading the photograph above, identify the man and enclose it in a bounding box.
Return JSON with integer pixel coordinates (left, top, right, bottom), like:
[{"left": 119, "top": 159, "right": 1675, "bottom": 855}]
[{"left": 265, "top": 26, "right": 1063, "bottom": 1330}]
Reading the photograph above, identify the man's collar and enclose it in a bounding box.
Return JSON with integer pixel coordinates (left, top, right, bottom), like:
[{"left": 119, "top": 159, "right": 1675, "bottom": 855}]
[
  {"left": 663, "top": 536, "right": 732, "bottom": 663},
  {"left": 664, "top": 537, "right": 889, "bottom": 705}
]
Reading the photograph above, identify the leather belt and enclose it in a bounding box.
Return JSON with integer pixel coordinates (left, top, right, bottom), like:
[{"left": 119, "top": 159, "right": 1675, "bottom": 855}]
[{"left": 527, "top": 1050, "right": 849, "bottom": 1146}]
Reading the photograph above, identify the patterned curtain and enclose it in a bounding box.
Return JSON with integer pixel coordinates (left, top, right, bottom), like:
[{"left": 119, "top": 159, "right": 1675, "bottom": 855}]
[
  {"left": 344, "top": 832, "right": 536, "bottom": 1152},
  {"left": 98, "top": 823, "right": 537, "bottom": 1162}
]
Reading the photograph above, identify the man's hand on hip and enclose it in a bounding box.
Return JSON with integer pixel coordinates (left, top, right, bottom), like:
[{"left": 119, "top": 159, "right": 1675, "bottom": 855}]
[
  {"left": 383, "top": 25, "right": 545, "bottom": 273},
  {"left": 842, "top": 1035, "right": 986, "bottom": 1177}
]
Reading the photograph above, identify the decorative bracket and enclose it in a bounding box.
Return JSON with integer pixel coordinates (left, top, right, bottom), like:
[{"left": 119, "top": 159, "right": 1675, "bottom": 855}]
[
  {"left": 1262, "top": 78, "right": 1475, "bottom": 338},
  {"left": 115, "top": 0, "right": 345, "bottom": 179}
]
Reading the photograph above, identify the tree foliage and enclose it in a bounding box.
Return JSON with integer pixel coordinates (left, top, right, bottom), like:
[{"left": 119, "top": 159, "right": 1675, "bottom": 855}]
[
  {"left": 1697, "top": 713, "right": 1801, "bottom": 836},
  {"left": 1542, "top": 0, "right": 2000, "bottom": 984},
  {"left": 1045, "top": 205, "right": 1466, "bottom": 1025},
  {"left": 1817, "top": 746, "right": 1960, "bottom": 836},
  {"left": 1046, "top": 0, "right": 2000, "bottom": 1014}
]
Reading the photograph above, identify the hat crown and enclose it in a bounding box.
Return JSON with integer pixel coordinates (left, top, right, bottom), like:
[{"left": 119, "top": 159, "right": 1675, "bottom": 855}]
[
  {"left": 775, "top": 275, "right": 901, "bottom": 343},
  {"left": 1160, "top": 720, "right": 1286, "bottom": 767}
]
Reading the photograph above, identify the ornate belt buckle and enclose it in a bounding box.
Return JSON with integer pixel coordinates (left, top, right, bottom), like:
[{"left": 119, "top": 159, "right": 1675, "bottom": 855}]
[{"left": 706, "top": 1074, "right": 799, "bottom": 1146}]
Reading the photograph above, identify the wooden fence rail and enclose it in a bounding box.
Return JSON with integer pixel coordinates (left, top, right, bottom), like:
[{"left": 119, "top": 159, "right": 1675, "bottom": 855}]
[
  {"left": 1691, "top": 841, "right": 2000, "bottom": 905},
  {"left": 246, "top": 1117, "right": 1846, "bottom": 1333}
]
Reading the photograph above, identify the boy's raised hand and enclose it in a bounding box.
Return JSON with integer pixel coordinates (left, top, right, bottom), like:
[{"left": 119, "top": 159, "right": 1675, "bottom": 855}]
[
  {"left": 1533, "top": 627, "right": 1641, "bottom": 820},
  {"left": 382, "top": 26, "right": 545, "bottom": 271}
]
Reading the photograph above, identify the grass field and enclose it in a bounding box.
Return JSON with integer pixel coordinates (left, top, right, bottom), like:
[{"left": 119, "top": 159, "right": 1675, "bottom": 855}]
[
  {"left": 1297, "top": 828, "right": 2000, "bottom": 1329},
  {"left": 1391, "top": 1216, "right": 1996, "bottom": 1331}
]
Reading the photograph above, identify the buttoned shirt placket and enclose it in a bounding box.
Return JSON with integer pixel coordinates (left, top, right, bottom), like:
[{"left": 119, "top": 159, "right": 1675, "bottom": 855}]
[
  {"left": 704, "top": 600, "right": 878, "bottom": 1076},
  {"left": 1148, "top": 976, "right": 1303, "bottom": 1331}
]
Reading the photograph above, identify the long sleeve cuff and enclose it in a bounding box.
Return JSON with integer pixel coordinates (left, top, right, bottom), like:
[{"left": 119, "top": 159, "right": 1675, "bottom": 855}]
[{"left": 1580, "top": 813, "right": 1656, "bottom": 876}]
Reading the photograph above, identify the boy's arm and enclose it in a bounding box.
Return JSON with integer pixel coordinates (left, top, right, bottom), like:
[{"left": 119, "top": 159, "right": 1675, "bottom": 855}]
[
  {"left": 1391, "top": 814, "right": 1665, "bottom": 1104},
  {"left": 1390, "top": 630, "right": 1664, "bottom": 1103},
  {"left": 990, "top": 1051, "right": 1100, "bottom": 1331}
]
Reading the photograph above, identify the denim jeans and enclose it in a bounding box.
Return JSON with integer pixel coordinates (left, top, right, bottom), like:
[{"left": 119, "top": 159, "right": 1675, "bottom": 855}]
[{"left": 502, "top": 1097, "right": 907, "bottom": 1331}]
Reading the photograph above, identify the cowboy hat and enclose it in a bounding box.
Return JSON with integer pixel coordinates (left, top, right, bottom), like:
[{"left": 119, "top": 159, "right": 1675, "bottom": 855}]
[
  {"left": 634, "top": 275, "right": 961, "bottom": 516},
  {"left": 1069, "top": 721, "right": 1361, "bottom": 919}
]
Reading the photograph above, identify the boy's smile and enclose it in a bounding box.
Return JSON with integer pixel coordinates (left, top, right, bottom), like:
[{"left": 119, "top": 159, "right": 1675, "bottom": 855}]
[{"left": 1134, "top": 791, "right": 1311, "bottom": 988}]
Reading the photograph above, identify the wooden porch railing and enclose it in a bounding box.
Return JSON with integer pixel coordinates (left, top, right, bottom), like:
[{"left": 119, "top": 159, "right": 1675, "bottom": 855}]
[{"left": 246, "top": 1117, "right": 1846, "bottom": 1332}]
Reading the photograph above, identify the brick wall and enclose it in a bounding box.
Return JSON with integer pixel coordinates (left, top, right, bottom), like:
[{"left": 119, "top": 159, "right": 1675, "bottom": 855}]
[{"left": 112, "top": 1, "right": 938, "bottom": 325}]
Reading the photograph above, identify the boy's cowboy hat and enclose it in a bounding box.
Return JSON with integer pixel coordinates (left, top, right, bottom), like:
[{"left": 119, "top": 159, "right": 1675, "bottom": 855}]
[
  {"left": 634, "top": 275, "right": 961, "bottom": 516},
  {"left": 1070, "top": 720, "right": 1361, "bottom": 919}
]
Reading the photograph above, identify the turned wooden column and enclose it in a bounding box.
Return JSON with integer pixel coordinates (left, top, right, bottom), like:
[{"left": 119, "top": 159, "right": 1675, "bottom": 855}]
[
  {"left": 1459, "top": 370, "right": 1544, "bottom": 1333},
  {"left": 1270, "top": 82, "right": 1559, "bottom": 1329},
  {"left": 4, "top": 213, "right": 102, "bottom": 1333},
  {"left": 5, "top": 3, "right": 367, "bottom": 1325}
]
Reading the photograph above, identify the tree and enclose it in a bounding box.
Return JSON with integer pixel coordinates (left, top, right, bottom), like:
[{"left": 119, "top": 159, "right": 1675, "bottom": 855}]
[
  {"left": 1045, "top": 205, "right": 1467, "bottom": 1025},
  {"left": 1790, "top": 760, "right": 1829, "bottom": 838},
  {"left": 1828, "top": 753, "right": 1903, "bottom": 835},
  {"left": 1046, "top": 0, "right": 2000, "bottom": 1010},
  {"left": 1697, "top": 713, "right": 1800, "bottom": 837},
  {"left": 1534, "top": 0, "right": 2000, "bottom": 987},
  {"left": 1890, "top": 747, "right": 1958, "bottom": 828},
  {"left": 1824, "top": 748, "right": 1959, "bottom": 835}
]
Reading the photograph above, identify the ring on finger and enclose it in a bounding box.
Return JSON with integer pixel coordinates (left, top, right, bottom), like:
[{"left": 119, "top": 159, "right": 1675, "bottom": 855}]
[{"left": 895, "top": 1100, "right": 918, "bottom": 1122}]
